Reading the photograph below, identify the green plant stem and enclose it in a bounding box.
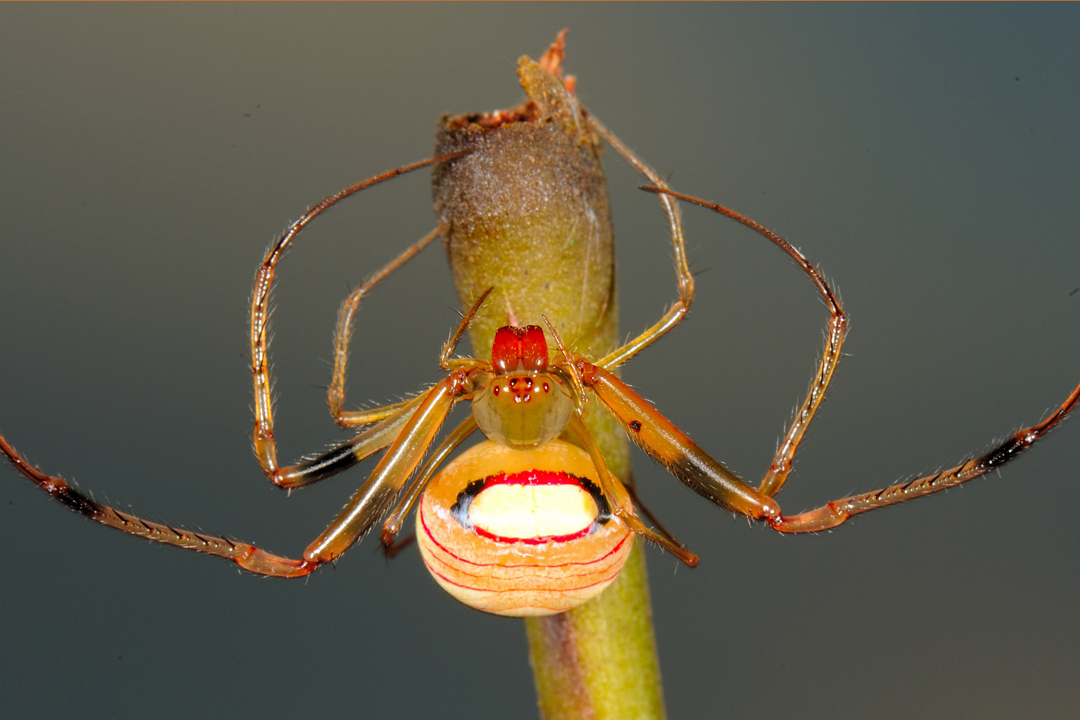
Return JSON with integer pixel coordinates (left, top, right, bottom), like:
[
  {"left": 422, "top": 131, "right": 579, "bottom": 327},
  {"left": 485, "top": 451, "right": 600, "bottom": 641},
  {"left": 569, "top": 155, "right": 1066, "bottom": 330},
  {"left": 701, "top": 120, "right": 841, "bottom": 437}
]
[
  {"left": 526, "top": 542, "right": 664, "bottom": 720},
  {"left": 435, "top": 49, "right": 666, "bottom": 720}
]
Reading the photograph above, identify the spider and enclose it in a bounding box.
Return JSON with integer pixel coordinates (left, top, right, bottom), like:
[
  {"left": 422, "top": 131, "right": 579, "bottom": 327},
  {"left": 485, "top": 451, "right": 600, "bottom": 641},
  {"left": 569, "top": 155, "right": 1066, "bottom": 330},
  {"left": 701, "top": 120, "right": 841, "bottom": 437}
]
[{"left": 3, "top": 37, "right": 1078, "bottom": 620}]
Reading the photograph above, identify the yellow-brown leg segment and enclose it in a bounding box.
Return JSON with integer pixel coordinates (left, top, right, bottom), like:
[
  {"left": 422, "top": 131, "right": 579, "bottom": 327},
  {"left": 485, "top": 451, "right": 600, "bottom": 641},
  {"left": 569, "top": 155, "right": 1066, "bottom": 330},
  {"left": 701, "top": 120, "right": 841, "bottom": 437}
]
[
  {"left": 379, "top": 415, "right": 478, "bottom": 548},
  {"left": 622, "top": 475, "right": 682, "bottom": 549},
  {"left": 0, "top": 369, "right": 482, "bottom": 578},
  {"left": 772, "top": 379, "right": 1080, "bottom": 532},
  {"left": 642, "top": 187, "right": 848, "bottom": 498},
  {"left": 439, "top": 287, "right": 495, "bottom": 372},
  {"left": 587, "top": 116, "right": 693, "bottom": 370},
  {"left": 625, "top": 189, "right": 1079, "bottom": 530},
  {"left": 569, "top": 415, "right": 699, "bottom": 566},
  {"left": 584, "top": 356, "right": 1080, "bottom": 534},
  {"left": 375, "top": 291, "right": 493, "bottom": 549},
  {"left": 250, "top": 152, "right": 464, "bottom": 485},
  {"left": 582, "top": 361, "right": 781, "bottom": 523},
  {"left": 0, "top": 432, "right": 315, "bottom": 578},
  {"left": 329, "top": 224, "right": 447, "bottom": 427},
  {"left": 303, "top": 370, "right": 477, "bottom": 564},
  {"left": 280, "top": 396, "right": 424, "bottom": 489}
]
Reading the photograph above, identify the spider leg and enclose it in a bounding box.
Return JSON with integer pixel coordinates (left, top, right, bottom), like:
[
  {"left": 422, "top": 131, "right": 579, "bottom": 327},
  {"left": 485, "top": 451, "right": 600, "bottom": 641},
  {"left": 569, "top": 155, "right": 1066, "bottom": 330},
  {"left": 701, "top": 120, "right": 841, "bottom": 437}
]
[
  {"left": 622, "top": 474, "right": 683, "bottom": 549},
  {"left": 570, "top": 415, "right": 699, "bottom": 566},
  {"left": 617, "top": 191, "right": 1080, "bottom": 528},
  {"left": 0, "top": 431, "right": 313, "bottom": 578},
  {"left": 587, "top": 116, "right": 692, "bottom": 370},
  {"left": 772, "top": 380, "right": 1080, "bottom": 532},
  {"left": 379, "top": 414, "right": 478, "bottom": 547},
  {"left": 369, "top": 293, "right": 490, "bottom": 549},
  {"left": 381, "top": 533, "right": 417, "bottom": 559},
  {"left": 330, "top": 397, "right": 421, "bottom": 430},
  {"left": 582, "top": 361, "right": 779, "bottom": 519},
  {"left": 329, "top": 224, "right": 447, "bottom": 427},
  {"left": 439, "top": 287, "right": 494, "bottom": 372},
  {"left": 0, "top": 370, "right": 476, "bottom": 576},
  {"left": 276, "top": 394, "right": 424, "bottom": 489},
  {"left": 642, "top": 187, "right": 848, "bottom": 498},
  {"left": 304, "top": 371, "right": 476, "bottom": 564},
  {"left": 251, "top": 152, "right": 466, "bottom": 486},
  {"left": 244, "top": 385, "right": 428, "bottom": 492},
  {"left": 584, "top": 358, "right": 1080, "bottom": 534}
]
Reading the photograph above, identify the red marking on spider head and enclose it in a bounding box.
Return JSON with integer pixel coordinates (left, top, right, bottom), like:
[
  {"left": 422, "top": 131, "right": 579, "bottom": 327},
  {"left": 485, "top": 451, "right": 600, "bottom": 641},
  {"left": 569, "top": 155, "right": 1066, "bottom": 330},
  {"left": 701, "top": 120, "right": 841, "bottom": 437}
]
[{"left": 492, "top": 325, "right": 548, "bottom": 374}]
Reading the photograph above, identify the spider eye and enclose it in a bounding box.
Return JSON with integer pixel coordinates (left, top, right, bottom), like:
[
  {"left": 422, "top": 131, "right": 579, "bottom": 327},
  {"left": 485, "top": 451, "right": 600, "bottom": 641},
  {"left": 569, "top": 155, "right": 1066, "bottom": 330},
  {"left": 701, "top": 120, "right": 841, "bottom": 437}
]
[{"left": 472, "top": 372, "right": 572, "bottom": 448}]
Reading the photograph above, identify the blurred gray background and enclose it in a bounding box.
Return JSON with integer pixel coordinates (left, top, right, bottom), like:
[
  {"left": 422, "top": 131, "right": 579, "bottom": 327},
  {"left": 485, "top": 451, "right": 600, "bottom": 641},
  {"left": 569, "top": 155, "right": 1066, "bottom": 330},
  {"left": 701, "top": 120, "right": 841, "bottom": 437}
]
[{"left": 1, "top": 5, "right": 1078, "bottom": 719}]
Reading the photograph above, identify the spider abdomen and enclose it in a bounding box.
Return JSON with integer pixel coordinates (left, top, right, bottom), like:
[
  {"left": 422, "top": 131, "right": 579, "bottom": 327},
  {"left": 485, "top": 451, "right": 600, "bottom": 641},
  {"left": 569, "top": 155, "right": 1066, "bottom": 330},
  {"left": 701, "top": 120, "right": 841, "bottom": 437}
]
[{"left": 417, "top": 440, "right": 632, "bottom": 616}]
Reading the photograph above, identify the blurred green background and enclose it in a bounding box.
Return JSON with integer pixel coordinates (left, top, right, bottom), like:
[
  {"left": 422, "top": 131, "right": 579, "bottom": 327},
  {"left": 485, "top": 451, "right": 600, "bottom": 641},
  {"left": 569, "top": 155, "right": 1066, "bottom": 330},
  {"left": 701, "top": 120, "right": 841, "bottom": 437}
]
[{"left": 1, "top": 4, "right": 1078, "bottom": 719}]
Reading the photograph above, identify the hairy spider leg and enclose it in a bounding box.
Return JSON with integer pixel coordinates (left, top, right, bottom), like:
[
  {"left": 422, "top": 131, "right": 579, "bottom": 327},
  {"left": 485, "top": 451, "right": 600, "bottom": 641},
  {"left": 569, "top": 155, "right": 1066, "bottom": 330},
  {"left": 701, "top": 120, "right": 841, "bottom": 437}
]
[
  {"left": 581, "top": 362, "right": 781, "bottom": 523},
  {"left": 641, "top": 186, "right": 848, "bottom": 498},
  {"left": 0, "top": 154, "right": 474, "bottom": 578},
  {"left": 0, "top": 432, "right": 313, "bottom": 577},
  {"left": 772, "top": 380, "right": 1080, "bottom": 532},
  {"left": 265, "top": 226, "right": 476, "bottom": 491},
  {"left": 642, "top": 188, "right": 1080, "bottom": 528},
  {"left": 581, "top": 342, "right": 1080, "bottom": 533},
  {"left": 380, "top": 415, "right": 478, "bottom": 548},
  {"left": 280, "top": 397, "right": 424, "bottom": 489},
  {"left": 587, "top": 115, "right": 692, "bottom": 370},
  {"left": 302, "top": 371, "right": 477, "bottom": 564},
  {"left": 569, "top": 416, "right": 699, "bottom": 566},
  {"left": 0, "top": 368, "right": 476, "bottom": 577},
  {"left": 377, "top": 290, "right": 536, "bottom": 555},
  {"left": 440, "top": 287, "right": 495, "bottom": 372},
  {"left": 251, "top": 152, "right": 466, "bottom": 487},
  {"left": 330, "top": 224, "right": 448, "bottom": 427},
  {"left": 542, "top": 316, "right": 684, "bottom": 550},
  {"left": 299, "top": 288, "right": 493, "bottom": 563}
]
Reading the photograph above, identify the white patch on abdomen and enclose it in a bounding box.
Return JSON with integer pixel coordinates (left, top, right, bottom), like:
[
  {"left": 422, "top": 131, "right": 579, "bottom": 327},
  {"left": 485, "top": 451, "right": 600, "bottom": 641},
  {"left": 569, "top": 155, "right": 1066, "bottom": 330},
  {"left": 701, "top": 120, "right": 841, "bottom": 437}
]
[{"left": 470, "top": 483, "right": 597, "bottom": 541}]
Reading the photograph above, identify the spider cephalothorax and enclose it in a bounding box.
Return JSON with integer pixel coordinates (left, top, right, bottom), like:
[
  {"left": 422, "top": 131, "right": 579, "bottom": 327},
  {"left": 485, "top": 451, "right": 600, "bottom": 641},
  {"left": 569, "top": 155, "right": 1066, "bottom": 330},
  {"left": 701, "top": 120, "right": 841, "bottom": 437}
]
[{"left": 471, "top": 325, "right": 574, "bottom": 449}]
